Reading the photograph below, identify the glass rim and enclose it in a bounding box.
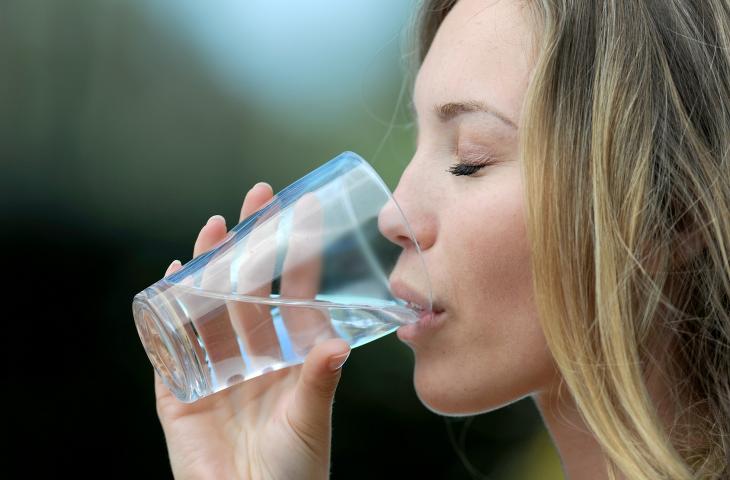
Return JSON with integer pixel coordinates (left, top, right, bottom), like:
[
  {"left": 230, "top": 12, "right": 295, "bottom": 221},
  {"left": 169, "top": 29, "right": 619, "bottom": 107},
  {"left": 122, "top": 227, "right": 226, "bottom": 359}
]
[
  {"left": 154, "top": 150, "right": 432, "bottom": 310},
  {"left": 343, "top": 151, "right": 433, "bottom": 309}
]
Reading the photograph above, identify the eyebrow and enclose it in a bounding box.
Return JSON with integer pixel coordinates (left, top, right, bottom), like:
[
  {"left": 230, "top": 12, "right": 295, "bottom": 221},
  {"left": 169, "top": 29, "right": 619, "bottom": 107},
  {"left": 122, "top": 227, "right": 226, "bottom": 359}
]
[{"left": 410, "top": 100, "right": 517, "bottom": 130}]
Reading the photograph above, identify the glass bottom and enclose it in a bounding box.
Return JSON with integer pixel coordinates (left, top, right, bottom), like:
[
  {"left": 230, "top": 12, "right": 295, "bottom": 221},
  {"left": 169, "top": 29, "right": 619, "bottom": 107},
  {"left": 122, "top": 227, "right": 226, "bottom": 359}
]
[{"left": 133, "top": 299, "right": 192, "bottom": 401}]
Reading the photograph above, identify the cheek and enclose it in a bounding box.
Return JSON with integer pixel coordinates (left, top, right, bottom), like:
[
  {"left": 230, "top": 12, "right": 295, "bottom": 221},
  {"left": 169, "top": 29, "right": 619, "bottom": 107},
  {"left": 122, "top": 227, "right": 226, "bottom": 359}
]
[
  {"left": 411, "top": 177, "right": 558, "bottom": 415},
  {"left": 454, "top": 176, "right": 533, "bottom": 330}
]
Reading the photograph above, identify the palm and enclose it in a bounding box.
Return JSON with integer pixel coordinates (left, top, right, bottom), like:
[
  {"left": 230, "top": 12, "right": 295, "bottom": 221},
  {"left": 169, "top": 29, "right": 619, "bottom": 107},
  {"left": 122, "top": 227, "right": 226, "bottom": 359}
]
[
  {"left": 155, "top": 365, "right": 315, "bottom": 479},
  {"left": 151, "top": 183, "right": 344, "bottom": 480}
]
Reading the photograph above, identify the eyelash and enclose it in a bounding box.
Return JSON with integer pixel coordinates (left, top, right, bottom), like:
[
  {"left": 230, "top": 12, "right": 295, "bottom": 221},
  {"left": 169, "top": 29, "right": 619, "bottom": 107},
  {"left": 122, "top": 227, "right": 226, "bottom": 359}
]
[{"left": 446, "top": 151, "right": 494, "bottom": 176}]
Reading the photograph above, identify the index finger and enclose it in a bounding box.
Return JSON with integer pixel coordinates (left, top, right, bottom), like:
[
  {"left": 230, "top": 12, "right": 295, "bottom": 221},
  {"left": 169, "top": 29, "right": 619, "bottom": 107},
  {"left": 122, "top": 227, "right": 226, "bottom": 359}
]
[{"left": 279, "top": 192, "right": 337, "bottom": 357}]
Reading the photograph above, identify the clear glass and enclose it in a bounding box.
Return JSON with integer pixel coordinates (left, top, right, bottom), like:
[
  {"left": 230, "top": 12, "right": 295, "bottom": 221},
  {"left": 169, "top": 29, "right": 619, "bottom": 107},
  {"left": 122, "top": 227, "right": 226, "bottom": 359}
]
[{"left": 132, "top": 151, "right": 432, "bottom": 402}]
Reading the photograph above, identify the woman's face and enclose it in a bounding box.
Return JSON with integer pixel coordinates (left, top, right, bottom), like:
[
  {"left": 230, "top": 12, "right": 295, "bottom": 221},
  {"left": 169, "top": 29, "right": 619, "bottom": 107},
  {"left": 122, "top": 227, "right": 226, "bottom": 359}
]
[{"left": 380, "top": 0, "right": 559, "bottom": 415}]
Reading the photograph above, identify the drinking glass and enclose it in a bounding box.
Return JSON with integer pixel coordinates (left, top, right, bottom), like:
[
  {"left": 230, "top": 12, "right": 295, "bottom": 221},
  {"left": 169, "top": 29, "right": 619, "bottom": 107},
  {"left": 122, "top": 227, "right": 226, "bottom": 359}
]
[{"left": 132, "top": 151, "right": 432, "bottom": 402}]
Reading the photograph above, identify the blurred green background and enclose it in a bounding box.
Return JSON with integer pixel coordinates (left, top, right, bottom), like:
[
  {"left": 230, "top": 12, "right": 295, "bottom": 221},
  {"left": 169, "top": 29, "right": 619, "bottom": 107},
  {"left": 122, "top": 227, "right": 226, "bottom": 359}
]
[{"left": 2, "top": 0, "right": 564, "bottom": 477}]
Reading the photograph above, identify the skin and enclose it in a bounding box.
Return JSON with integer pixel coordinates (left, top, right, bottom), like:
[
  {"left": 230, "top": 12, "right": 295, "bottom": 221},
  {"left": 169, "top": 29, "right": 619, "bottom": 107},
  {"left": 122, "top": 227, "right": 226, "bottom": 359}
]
[
  {"left": 384, "top": 0, "right": 553, "bottom": 416},
  {"left": 157, "top": 1, "right": 679, "bottom": 478},
  {"left": 380, "top": 0, "right": 627, "bottom": 478},
  {"left": 157, "top": 182, "right": 352, "bottom": 480}
]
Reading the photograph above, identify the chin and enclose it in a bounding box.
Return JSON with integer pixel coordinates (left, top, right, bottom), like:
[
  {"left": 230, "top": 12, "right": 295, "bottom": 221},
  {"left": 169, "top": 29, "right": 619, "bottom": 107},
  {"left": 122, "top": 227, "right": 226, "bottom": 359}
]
[{"left": 411, "top": 363, "right": 525, "bottom": 417}]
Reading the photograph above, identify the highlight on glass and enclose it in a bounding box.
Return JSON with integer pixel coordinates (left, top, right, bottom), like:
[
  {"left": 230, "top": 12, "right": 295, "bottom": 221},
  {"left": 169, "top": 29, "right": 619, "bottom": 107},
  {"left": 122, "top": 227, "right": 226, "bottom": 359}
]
[{"left": 132, "top": 151, "right": 432, "bottom": 402}]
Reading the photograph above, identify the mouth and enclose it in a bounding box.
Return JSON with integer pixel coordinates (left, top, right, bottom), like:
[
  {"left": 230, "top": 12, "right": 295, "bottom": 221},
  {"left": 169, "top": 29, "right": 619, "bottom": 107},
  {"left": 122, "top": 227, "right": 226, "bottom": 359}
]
[
  {"left": 396, "top": 305, "right": 447, "bottom": 342},
  {"left": 389, "top": 279, "right": 445, "bottom": 316}
]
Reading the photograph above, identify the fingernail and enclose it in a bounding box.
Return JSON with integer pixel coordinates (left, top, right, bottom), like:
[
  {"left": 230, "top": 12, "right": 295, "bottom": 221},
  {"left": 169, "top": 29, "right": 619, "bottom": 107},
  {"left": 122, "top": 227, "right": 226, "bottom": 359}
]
[
  {"left": 328, "top": 350, "right": 351, "bottom": 371},
  {"left": 253, "top": 181, "right": 271, "bottom": 191},
  {"left": 207, "top": 214, "right": 225, "bottom": 226},
  {"left": 165, "top": 259, "right": 181, "bottom": 276}
]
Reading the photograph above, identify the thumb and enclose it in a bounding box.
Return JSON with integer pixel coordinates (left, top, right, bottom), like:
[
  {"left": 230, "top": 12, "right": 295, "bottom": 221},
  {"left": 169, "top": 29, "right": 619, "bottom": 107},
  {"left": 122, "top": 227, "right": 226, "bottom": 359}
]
[{"left": 287, "top": 338, "right": 351, "bottom": 439}]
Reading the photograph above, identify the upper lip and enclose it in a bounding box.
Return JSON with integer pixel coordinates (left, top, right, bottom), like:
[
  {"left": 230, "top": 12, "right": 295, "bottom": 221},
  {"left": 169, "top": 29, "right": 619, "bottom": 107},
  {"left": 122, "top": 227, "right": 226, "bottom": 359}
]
[{"left": 389, "top": 279, "right": 444, "bottom": 313}]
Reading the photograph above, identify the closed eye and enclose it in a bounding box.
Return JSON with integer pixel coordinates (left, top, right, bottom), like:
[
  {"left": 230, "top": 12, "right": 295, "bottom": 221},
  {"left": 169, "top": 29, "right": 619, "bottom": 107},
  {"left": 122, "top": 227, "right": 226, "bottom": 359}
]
[
  {"left": 446, "top": 163, "right": 487, "bottom": 176},
  {"left": 446, "top": 150, "right": 495, "bottom": 176}
]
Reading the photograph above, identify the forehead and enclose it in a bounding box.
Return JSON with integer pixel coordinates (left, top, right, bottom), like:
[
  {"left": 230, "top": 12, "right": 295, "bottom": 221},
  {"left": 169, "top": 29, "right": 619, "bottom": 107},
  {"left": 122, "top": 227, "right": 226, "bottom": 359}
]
[{"left": 413, "top": 0, "right": 534, "bottom": 125}]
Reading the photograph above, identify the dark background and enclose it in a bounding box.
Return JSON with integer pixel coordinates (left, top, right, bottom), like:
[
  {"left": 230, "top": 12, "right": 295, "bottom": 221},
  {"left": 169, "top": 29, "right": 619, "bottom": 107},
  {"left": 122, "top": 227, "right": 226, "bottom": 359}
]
[{"left": 3, "top": 1, "right": 563, "bottom": 477}]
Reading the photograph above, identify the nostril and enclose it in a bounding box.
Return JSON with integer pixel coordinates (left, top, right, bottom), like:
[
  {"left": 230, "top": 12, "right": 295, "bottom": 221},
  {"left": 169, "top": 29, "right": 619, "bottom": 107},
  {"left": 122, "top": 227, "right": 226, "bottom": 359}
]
[
  {"left": 394, "top": 234, "right": 413, "bottom": 249},
  {"left": 378, "top": 192, "right": 435, "bottom": 251},
  {"left": 378, "top": 219, "right": 411, "bottom": 249}
]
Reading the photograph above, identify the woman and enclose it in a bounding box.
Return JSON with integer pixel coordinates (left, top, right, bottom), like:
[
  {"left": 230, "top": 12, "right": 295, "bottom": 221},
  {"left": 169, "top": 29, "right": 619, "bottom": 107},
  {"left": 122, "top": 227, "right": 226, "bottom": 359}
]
[{"left": 155, "top": 0, "right": 730, "bottom": 478}]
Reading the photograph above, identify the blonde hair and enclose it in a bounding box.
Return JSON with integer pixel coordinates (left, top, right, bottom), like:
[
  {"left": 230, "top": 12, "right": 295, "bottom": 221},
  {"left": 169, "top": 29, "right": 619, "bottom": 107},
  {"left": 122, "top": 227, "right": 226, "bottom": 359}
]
[{"left": 408, "top": 1, "right": 730, "bottom": 478}]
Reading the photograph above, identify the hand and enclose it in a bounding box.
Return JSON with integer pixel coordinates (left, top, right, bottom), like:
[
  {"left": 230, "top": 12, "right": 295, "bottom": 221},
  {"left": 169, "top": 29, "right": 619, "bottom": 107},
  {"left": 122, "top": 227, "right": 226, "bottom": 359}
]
[{"left": 154, "top": 182, "right": 351, "bottom": 480}]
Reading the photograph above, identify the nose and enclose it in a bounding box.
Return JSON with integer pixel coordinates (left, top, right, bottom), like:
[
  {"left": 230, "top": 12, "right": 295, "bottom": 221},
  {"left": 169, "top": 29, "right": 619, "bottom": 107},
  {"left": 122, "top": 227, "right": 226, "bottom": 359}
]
[{"left": 377, "top": 178, "right": 437, "bottom": 253}]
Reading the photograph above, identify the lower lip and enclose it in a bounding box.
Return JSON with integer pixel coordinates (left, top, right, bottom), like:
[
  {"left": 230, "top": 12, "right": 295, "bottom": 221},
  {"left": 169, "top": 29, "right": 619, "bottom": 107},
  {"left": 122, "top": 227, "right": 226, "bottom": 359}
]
[{"left": 396, "top": 310, "right": 446, "bottom": 342}]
